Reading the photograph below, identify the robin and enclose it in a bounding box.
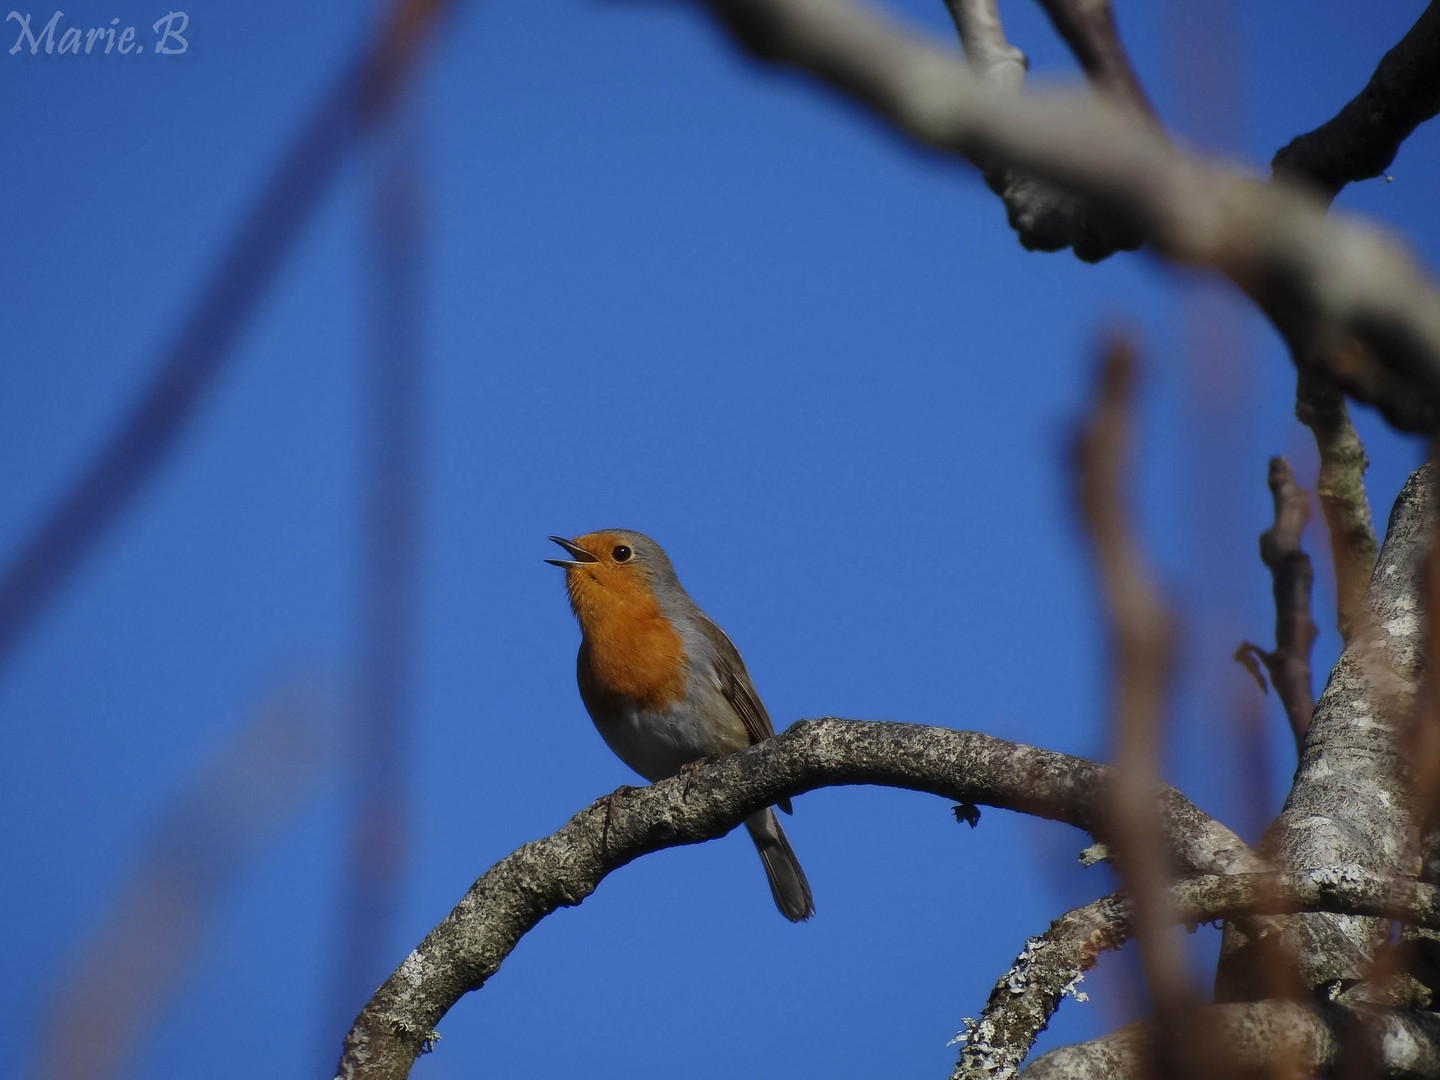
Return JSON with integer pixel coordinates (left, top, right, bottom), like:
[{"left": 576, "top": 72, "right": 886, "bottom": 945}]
[{"left": 546, "top": 529, "right": 814, "bottom": 922}]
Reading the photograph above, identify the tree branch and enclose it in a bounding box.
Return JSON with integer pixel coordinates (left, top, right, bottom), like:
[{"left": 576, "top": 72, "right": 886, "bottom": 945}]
[
  {"left": 1031, "top": 0, "right": 1153, "bottom": 117},
  {"left": 1222, "top": 464, "right": 1435, "bottom": 998},
  {"left": 954, "top": 892, "right": 1127, "bottom": 1080},
  {"left": 1295, "top": 368, "right": 1378, "bottom": 640},
  {"left": 1272, "top": 1, "right": 1440, "bottom": 203},
  {"left": 1237, "top": 456, "right": 1318, "bottom": 749},
  {"left": 1071, "top": 337, "right": 1201, "bottom": 1079},
  {"left": 1020, "top": 1000, "right": 1440, "bottom": 1080},
  {"left": 956, "top": 868, "right": 1440, "bottom": 1080},
  {"left": 334, "top": 718, "right": 1257, "bottom": 1080},
  {"left": 1272, "top": 0, "right": 1434, "bottom": 568},
  {"left": 942, "top": 0, "right": 1140, "bottom": 261},
  {"left": 697, "top": 0, "right": 1440, "bottom": 430}
]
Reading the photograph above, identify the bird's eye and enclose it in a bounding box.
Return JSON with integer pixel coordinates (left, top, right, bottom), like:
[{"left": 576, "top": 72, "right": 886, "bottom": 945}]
[{"left": 612, "top": 545, "right": 633, "bottom": 563}]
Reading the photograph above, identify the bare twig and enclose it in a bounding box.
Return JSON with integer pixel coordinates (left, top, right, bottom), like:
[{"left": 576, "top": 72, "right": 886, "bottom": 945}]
[
  {"left": 945, "top": 0, "right": 1025, "bottom": 89},
  {"left": 961, "top": 0, "right": 1434, "bottom": 269},
  {"left": 943, "top": 0, "right": 1140, "bottom": 261},
  {"left": 697, "top": 0, "right": 1440, "bottom": 430},
  {"left": 1272, "top": 1, "right": 1440, "bottom": 203},
  {"left": 1032, "top": 0, "right": 1153, "bottom": 116},
  {"left": 1274, "top": 0, "right": 1433, "bottom": 572},
  {"left": 1237, "top": 457, "right": 1317, "bottom": 748},
  {"left": 1071, "top": 338, "right": 1200, "bottom": 1076},
  {"left": 1275, "top": 2, "right": 1440, "bottom": 486},
  {"left": 334, "top": 718, "right": 1257, "bottom": 1080},
  {"left": 1295, "top": 367, "right": 1378, "bottom": 640}
]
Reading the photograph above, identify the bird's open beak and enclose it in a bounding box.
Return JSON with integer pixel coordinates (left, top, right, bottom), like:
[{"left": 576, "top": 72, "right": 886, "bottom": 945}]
[{"left": 545, "top": 535, "right": 599, "bottom": 568}]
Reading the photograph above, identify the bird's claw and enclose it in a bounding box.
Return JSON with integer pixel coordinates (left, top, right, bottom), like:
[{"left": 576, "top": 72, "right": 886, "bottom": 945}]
[
  {"left": 679, "top": 757, "right": 713, "bottom": 802},
  {"left": 594, "top": 785, "right": 641, "bottom": 850}
]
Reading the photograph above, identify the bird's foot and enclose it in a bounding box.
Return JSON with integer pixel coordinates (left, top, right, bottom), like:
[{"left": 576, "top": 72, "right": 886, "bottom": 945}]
[
  {"left": 593, "top": 785, "right": 642, "bottom": 851},
  {"left": 679, "top": 757, "right": 715, "bottom": 802}
]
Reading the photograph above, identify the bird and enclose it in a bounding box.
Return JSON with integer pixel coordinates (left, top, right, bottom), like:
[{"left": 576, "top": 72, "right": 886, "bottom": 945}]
[{"left": 546, "top": 529, "right": 814, "bottom": 922}]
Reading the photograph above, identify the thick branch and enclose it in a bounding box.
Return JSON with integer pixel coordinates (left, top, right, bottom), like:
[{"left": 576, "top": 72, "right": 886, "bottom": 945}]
[
  {"left": 1021, "top": 1001, "right": 1440, "bottom": 1080},
  {"left": 1272, "top": 1, "right": 1440, "bottom": 203},
  {"left": 956, "top": 868, "right": 1440, "bottom": 1080},
  {"left": 1222, "top": 465, "right": 1435, "bottom": 998},
  {"left": 699, "top": 0, "right": 1440, "bottom": 430},
  {"left": 335, "top": 718, "right": 1258, "bottom": 1080}
]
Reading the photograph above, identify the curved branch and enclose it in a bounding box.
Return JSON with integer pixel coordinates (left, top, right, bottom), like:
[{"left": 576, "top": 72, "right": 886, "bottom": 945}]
[
  {"left": 954, "top": 892, "right": 1127, "bottom": 1080},
  {"left": 334, "top": 718, "right": 1258, "bottom": 1080},
  {"left": 956, "top": 868, "right": 1440, "bottom": 1079}
]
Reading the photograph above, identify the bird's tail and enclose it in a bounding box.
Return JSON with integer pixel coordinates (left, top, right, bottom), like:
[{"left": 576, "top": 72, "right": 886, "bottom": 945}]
[{"left": 744, "top": 808, "right": 814, "bottom": 922}]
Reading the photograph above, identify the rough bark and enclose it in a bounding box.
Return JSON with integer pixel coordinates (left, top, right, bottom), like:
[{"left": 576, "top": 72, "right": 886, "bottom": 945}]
[
  {"left": 955, "top": 868, "right": 1440, "bottom": 1080},
  {"left": 1021, "top": 1001, "right": 1440, "bottom": 1080},
  {"left": 1220, "top": 465, "right": 1434, "bottom": 1000},
  {"left": 335, "top": 719, "right": 1255, "bottom": 1080},
  {"left": 1295, "top": 368, "right": 1378, "bottom": 639}
]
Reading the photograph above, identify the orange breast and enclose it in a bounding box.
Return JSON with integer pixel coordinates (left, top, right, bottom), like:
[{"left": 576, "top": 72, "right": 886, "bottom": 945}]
[{"left": 568, "top": 566, "right": 688, "bottom": 712}]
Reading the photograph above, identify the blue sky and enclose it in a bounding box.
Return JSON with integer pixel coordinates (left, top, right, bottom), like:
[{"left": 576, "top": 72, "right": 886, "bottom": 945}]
[{"left": 2, "top": 2, "right": 1437, "bottom": 1078}]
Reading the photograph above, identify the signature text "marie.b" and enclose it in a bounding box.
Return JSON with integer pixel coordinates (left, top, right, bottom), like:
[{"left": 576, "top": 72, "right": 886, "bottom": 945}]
[{"left": 7, "top": 11, "right": 190, "bottom": 55}]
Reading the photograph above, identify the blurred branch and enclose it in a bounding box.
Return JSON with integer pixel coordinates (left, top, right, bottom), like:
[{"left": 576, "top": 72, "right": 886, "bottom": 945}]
[
  {"left": 956, "top": 867, "right": 1440, "bottom": 1080},
  {"left": 1272, "top": 2, "right": 1437, "bottom": 566},
  {"left": 334, "top": 717, "right": 1258, "bottom": 1080},
  {"left": 942, "top": 0, "right": 1141, "bottom": 260},
  {"left": 1236, "top": 457, "right": 1317, "bottom": 749},
  {"left": 1272, "top": 1, "right": 1440, "bottom": 202},
  {"left": 1071, "top": 338, "right": 1201, "bottom": 1077},
  {"left": 1031, "top": 0, "right": 1153, "bottom": 116},
  {"left": 38, "top": 688, "right": 330, "bottom": 1080},
  {"left": 1020, "top": 1001, "right": 1440, "bottom": 1080},
  {"left": 323, "top": 88, "right": 427, "bottom": 1044},
  {"left": 0, "top": 0, "right": 450, "bottom": 675},
  {"left": 695, "top": 0, "right": 1440, "bottom": 431},
  {"left": 1295, "top": 368, "right": 1378, "bottom": 640}
]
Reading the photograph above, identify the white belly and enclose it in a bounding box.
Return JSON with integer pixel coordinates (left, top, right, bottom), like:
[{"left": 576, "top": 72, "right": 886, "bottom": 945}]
[{"left": 591, "top": 699, "right": 725, "bottom": 782}]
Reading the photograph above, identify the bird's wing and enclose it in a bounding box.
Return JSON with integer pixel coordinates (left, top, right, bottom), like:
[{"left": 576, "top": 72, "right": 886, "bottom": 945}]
[
  {"left": 694, "top": 615, "right": 775, "bottom": 747},
  {"left": 694, "top": 614, "right": 792, "bottom": 814}
]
